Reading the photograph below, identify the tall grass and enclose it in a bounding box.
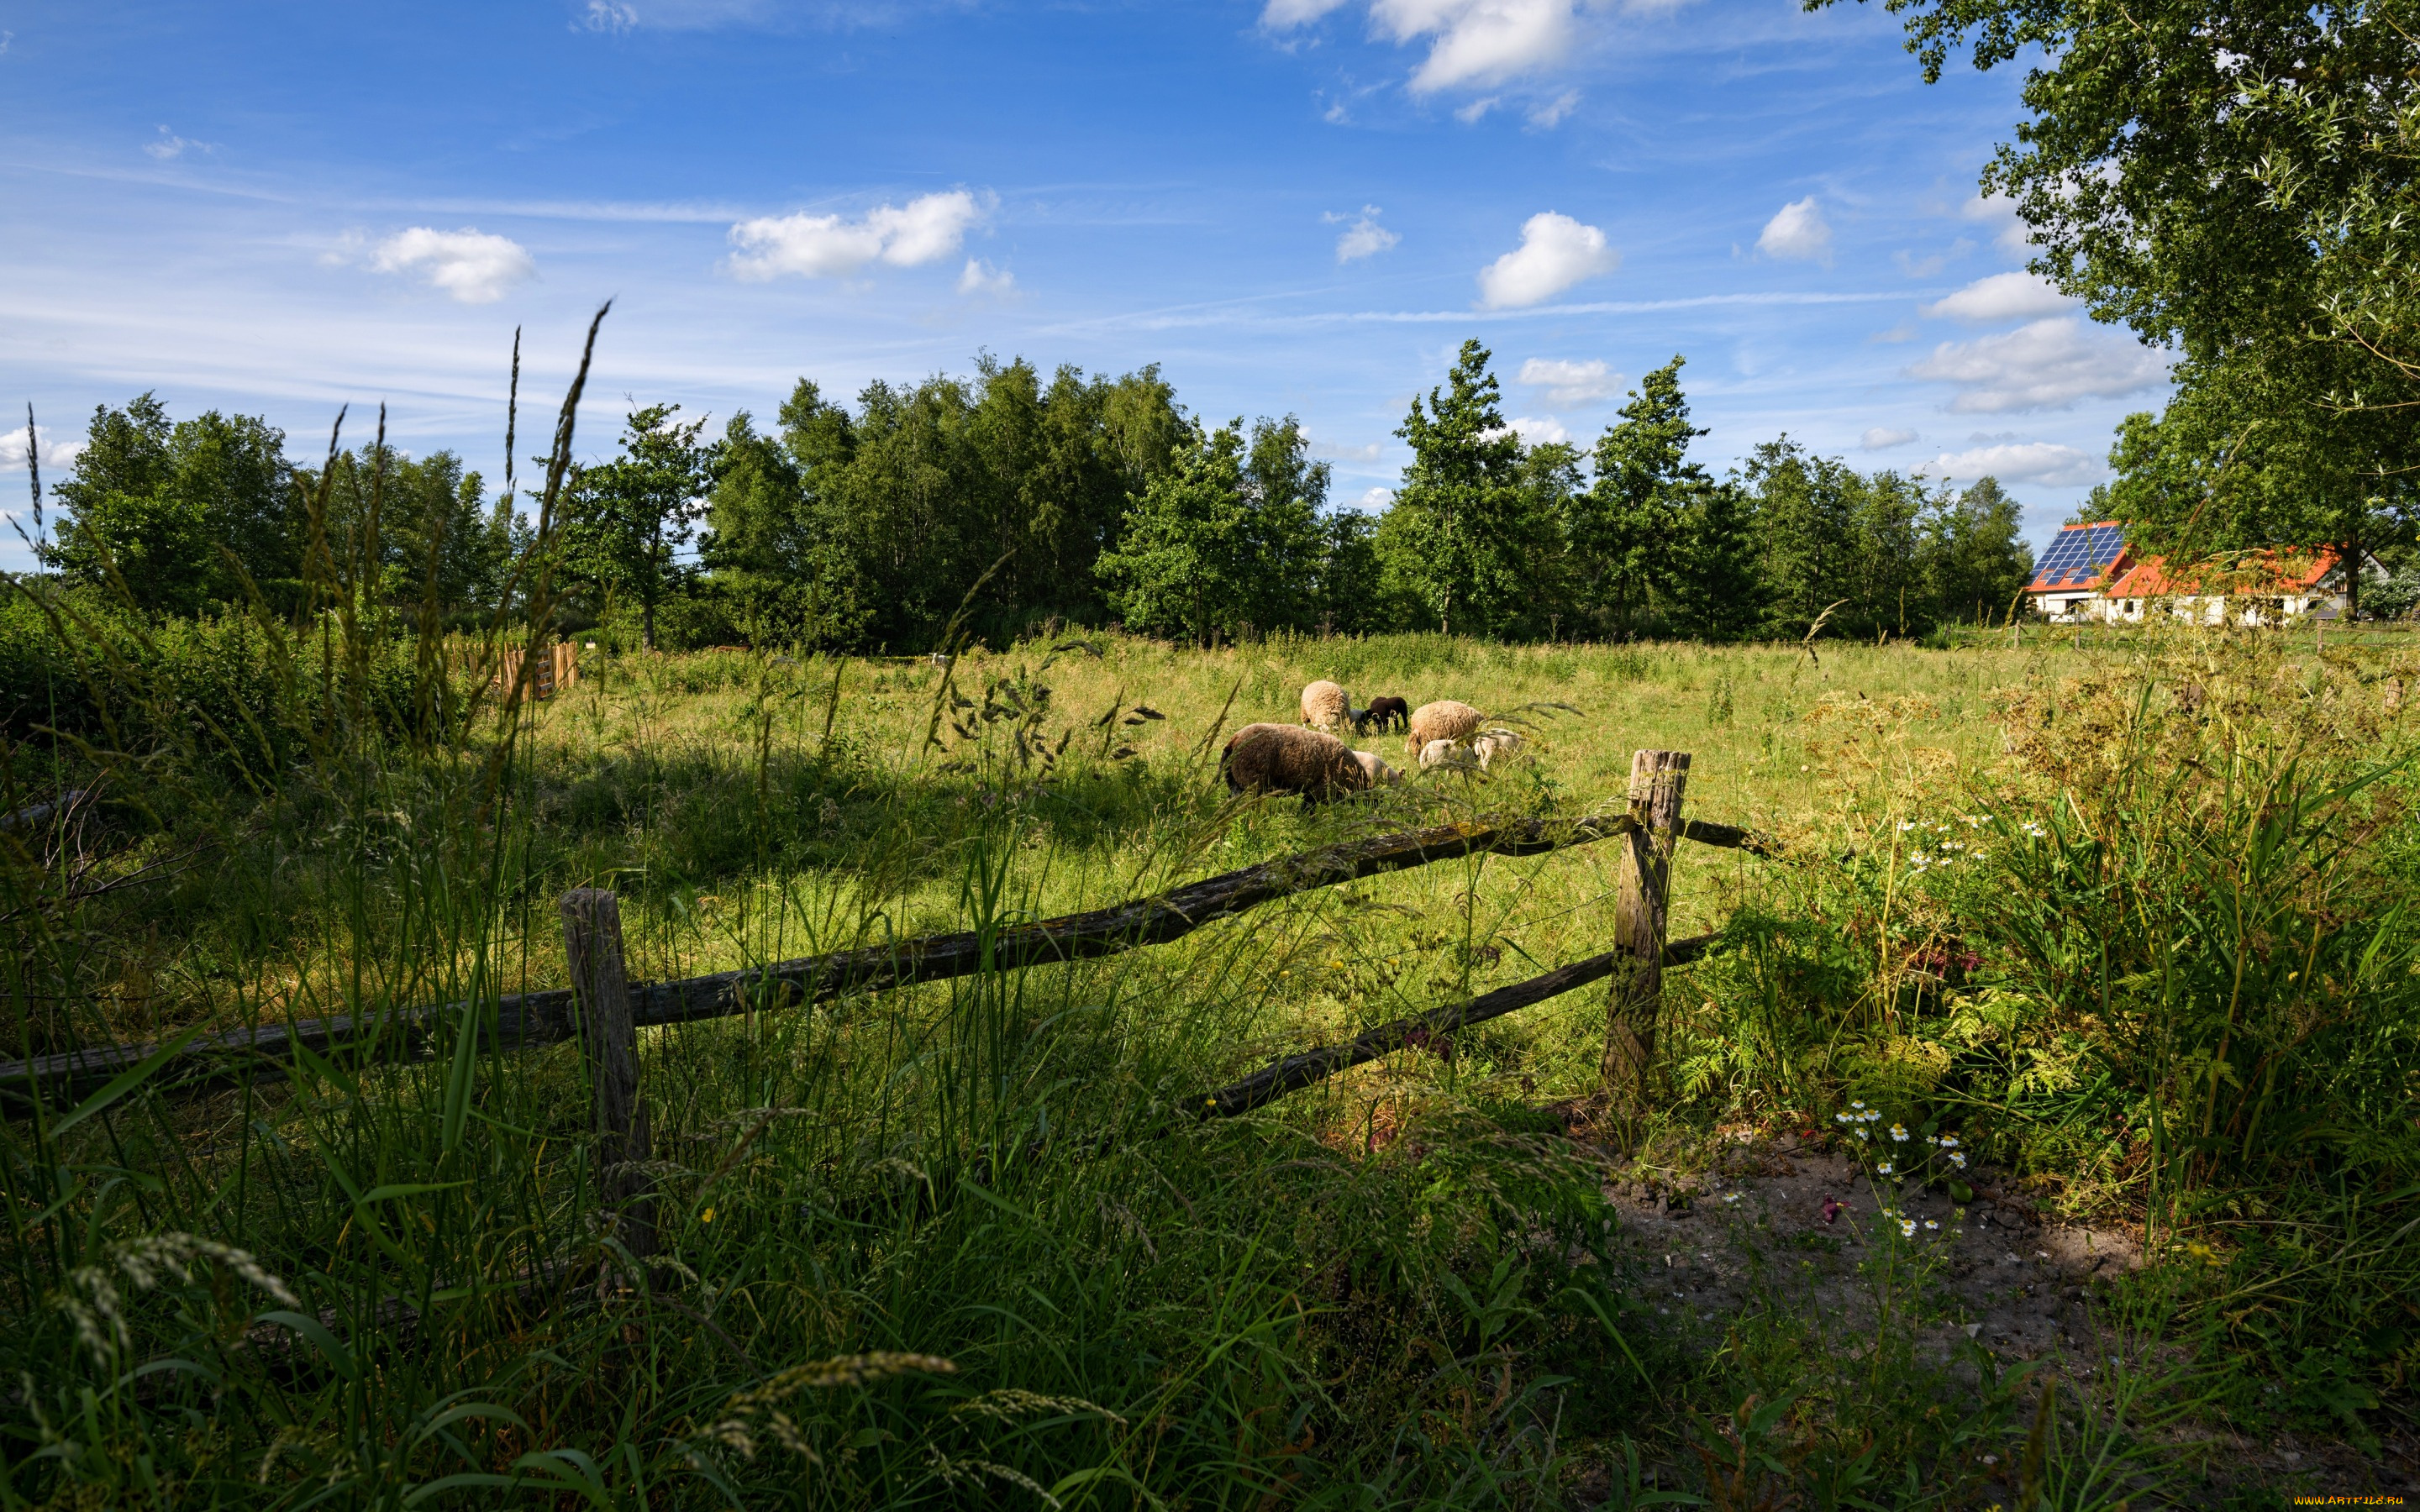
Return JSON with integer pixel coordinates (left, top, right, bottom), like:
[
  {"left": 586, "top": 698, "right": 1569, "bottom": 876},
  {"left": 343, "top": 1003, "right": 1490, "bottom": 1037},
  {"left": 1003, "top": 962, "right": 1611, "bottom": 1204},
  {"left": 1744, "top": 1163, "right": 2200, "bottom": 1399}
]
[{"left": 2, "top": 349, "right": 2415, "bottom": 1503}]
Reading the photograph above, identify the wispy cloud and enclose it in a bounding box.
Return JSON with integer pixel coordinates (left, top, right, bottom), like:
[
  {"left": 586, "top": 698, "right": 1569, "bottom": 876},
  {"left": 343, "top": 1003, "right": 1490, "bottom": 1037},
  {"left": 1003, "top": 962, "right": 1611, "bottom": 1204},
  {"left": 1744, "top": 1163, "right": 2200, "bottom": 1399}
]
[
  {"left": 368, "top": 228, "right": 537, "bottom": 303},
  {"left": 576, "top": 1, "right": 639, "bottom": 33},
  {"left": 1755, "top": 196, "right": 1830, "bottom": 264},
  {"left": 1919, "top": 440, "right": 2101, "bottom": 486},
  {"left": 1907, "top": 316, "right": 2167, "bottom": 412},
  {"left": 144, "top": 126, "right": 215, "bottom": 161},
  {"left": 1518, "top": 356, "right": 1622, "bottom": 405},
  {"left": 1860, "top": 427, "right": 1916, "bottom": 449},
  {"left": 1960, "top": 192, "right": 2028, "bottom": 255},
  {"left": 1327, "top": 205, "right": 1401, "bottom": 263},
  {"left": 1920, "top": 270, "right": 2070, "bottom": 323},
  {"left": 956, "top": 258, "right": 1014, "bottom": 296},
  {"left": 727, "top": 190, "right": 990, "bottom": 281},
  {"left": 1527, "top": 89, "right": 1580, "bottom": 128},
  {"left": 1477, "top": 211, "right": 1618, "bottom": 308},
  {"left": 1503, "top": 414, "right": 1570, "bottom": 445}
]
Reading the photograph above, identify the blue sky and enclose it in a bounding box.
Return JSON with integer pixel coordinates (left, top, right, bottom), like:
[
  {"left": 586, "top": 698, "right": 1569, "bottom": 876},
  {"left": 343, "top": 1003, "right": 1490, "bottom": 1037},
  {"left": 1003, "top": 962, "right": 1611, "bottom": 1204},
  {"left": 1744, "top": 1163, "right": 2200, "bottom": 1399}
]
[{"left": 0, "top": 0, "right": 2173, "bottom": 570}]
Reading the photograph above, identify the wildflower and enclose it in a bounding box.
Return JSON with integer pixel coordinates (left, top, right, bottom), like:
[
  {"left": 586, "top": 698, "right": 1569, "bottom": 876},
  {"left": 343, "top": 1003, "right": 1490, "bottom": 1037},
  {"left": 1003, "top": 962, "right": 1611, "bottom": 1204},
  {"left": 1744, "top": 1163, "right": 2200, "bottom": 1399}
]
[
  {"left": 1891, "top": 1124, "right": 1908, "bottom": 1142},
  {"left": 1949, "top": 1152, "right": 1966, "bottom": 1168},
  {"left": 1897, "top": 821, "right": 1916, "bottom": 832},
  {"left": 1852, "top": 1101, "right": 1865, "bottom": 1110},
  {"left": 1835, "top": 1112, "right": 1853, "bottom": 1124},
  {"left": 1924, "top": 1221, "right": 1939, "bottom": 1231},
  {"left": 1820, "top": 1197, "right": 1842, "bottom": 1224},
  {"left": 1723, "top": 1192, "right": 1742, "bottom": 1205},
  {"left": 1854, "top": 1128, "right": 1868, "bottom": 1141},
  {"left": 1876, "top": 1161, "right": 1894, "bottom": 1174},
  {"left": 1900, "top": 1219, "right": 1918, "bottom": 1238},
  {"left": 1925, "top": 1135, "right": 1939, "bottom": 1146},
  {"left": 702, "top": 1207, "right": 715, "bottom": 1224},
  {"left": 1939, "top": 1135, "right": 1959, "bottom": 1148}
]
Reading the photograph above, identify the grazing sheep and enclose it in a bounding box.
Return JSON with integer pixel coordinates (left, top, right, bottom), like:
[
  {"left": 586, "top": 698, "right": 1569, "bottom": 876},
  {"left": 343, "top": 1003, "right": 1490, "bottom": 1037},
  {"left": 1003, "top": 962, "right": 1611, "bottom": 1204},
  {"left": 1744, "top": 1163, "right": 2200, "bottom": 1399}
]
[
  {"left": 1363, "top": 696, "right": 1410, "bottom": 733},
  {"left": 1471, "top": 729, "right": 1526, "bottom": 770},
  {"left": 1222, "top": 723, "right": 1370, "bottom": 804},
  {"left": 1418, "top": 738, "right": 1476, "bottom": 773},
  {"left": 1404, "top": 699, "right": 1485, "bottom": 756},
  {"left": 1301, "top": 680, "right": 1351, "bottom": 732},
  {"left": 1349, "top": 750, "right": 1402, "bottom": 787}
]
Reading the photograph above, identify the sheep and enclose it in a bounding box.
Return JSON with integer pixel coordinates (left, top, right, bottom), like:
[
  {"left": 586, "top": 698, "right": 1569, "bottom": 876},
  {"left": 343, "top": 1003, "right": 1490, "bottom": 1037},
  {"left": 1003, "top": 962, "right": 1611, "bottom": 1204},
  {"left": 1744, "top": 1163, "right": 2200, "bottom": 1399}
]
[
  {"left": 1349, "top": 750, "right": 1403, "bottom": 787},
  {"left": 1222, "top": 723, "right": 1371, "bottom": 804},
  {"left": 1471, "top": 729, "right": 1526, "bottom": 770},
  {"left": 1300, "top": 680, "right": 1352, "bottom": 732},
  {"left": 1363, "top": 696, "right": 1410, "bottom": 733},
  {"left": 1404, "top": 699, "right": 1485, "bottom": 756},
  {"left": 1418, "top": 738, "right": 1476, "bottom": 773}
]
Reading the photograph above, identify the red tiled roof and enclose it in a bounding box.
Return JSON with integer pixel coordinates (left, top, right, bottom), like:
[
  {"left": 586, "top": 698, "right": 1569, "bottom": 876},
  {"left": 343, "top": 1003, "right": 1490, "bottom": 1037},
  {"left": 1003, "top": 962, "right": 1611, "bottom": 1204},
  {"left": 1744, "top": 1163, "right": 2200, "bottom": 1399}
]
[
  {"left": 2025, "top": 522, "right": 2130, "bottom": 594},
  {"left": 2103, "top": 548, "right": 2340, "bottom": 600}
]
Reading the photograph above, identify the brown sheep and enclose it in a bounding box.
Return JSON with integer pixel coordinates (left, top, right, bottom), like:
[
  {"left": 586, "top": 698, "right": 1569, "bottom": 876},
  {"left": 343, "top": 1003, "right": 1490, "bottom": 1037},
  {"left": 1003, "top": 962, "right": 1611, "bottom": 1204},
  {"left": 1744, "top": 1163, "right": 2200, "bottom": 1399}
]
[
  {"left": 1222, "top": 723, "right": 1370, "bottom": 804},
  {"left": 1404, "top": 699, "right": 1485, "bottom": 755},
  {"left": 1300, "top": 680, "right": 1351, "bottom": 732},
  {"left": 1363, "top": 695, "right": 1410, "bottom": 732}
]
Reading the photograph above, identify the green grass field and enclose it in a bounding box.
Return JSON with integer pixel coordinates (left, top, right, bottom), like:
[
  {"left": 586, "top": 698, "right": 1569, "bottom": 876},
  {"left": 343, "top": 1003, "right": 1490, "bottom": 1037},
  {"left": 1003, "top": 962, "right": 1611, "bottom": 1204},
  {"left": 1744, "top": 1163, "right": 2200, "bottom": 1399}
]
[{"left": 4, "top": 625, "right": 2416, "bottom": 1507}]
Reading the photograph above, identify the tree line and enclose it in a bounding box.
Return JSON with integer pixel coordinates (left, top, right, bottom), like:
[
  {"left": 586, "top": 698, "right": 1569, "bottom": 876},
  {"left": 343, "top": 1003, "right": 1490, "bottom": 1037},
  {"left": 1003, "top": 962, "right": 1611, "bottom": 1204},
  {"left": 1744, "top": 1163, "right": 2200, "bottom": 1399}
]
[{"left": 26, "top": 341, "right": 2037, "bottom": 650}]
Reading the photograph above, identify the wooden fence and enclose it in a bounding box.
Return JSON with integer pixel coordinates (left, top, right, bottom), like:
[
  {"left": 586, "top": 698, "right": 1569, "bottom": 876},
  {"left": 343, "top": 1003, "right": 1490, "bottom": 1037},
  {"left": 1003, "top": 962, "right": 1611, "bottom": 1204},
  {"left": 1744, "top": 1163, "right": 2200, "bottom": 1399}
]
[
  {"left": 2, "top": 749, "right": 1760, "bottom": 1259},
  {"left": 490, "top": 641, "right": 580, "bottom": 704}
]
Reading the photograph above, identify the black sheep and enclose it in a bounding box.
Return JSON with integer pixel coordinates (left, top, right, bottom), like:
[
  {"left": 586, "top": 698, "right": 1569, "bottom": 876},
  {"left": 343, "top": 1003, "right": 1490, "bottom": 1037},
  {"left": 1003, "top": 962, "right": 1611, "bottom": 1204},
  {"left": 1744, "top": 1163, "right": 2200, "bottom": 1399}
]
[{"left": 1362, "top": 696, "right": 1410, "bottom": 733}]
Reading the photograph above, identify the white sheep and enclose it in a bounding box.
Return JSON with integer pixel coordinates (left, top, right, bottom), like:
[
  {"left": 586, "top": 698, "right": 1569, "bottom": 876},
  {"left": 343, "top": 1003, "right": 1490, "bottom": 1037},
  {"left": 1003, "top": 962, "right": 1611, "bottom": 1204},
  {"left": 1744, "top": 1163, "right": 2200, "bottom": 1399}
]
[
  {"left": 1418, "top": 738, "right": 1476, "bottom": 773},
  {"left": 1349, "top": 750, "right": 1403, "bottom": 787},
  {"left": 1471, "top": 729, "right": 1525, "bottom": 770},
  {"left": 1301, "top": 680, "right": 1352, "bottom": 732}
]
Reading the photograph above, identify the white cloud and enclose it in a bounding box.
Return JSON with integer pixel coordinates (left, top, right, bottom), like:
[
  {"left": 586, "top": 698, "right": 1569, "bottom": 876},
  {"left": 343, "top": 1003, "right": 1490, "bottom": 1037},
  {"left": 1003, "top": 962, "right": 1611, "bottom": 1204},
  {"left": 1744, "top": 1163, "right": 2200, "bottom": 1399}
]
[
  {"left": 1, "top": 31, "right": 14, "bottom": 56},
  {"left": 956, "top": 258, "right": 1014, "bottom": 296},
  {"left": 1477, "top": 211, "right": 1618, "bottom": 308},
  {"left": 1860, "top": 427, "right": 1917, "bottom": 450},
  {"left": 1921, "top": 270, "right": 2071, "bottom": 323},
  {"left": 1328, "top": 205, "right": 1401, "bottom": 262},
  {"left": 1373, "top": 0, "right": 1580, "bottom": 94},
  {"left": 1262, "top": 0, "right": 1355, "bottom": 24},
  {"left": 1960, "top": 192, "right": 2028, "bottom": 255},
  {"left": 1313, "top": 438, "right": 1383, "bottom": 462},
  {"left": 577, "top": 1, "right": 639, "bottom": 31},
  {"left": 369, "top": 228, "right": 536, "bottom": 303},
  {"left": 1504, "top": 415, "right": 1570, "bottom": 445},
  {"left": 1907, "top": 316, "right": 2168, "bottom": 412},
  {"left": 1528, "top": 89, "right": 1580, "bottom": 128},
  {"left": 1755, "top": 196, "right": 1831, "bottom": 264},
  {"left": 1354, "top": 485, "right": 1396, "bottom": 512},
  {"left": 1919, "top": 441, "right": 2102, "bottom": 486},
  {"left": 1518, "top": 357, "right": 1622, "bottom": 405},
  {"left": 1455, "top": 96, "right": 1500, "bottom": 123},
  {"left": 0, "top": 424, "right": 84, "bottom": 474},
  {"left": 727, "top": 190, "right": 989, "bottom": 281},
  {"left": 145, "top": 126, "right": 213, "bottom": 160}
]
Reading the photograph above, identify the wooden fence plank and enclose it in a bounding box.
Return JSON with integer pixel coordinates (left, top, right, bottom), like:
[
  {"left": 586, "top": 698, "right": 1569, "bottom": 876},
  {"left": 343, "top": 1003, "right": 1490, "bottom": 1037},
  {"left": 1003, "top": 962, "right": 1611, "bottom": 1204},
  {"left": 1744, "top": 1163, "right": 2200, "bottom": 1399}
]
[
  {"left": 1604, "top": 750, "right": 1690, "bottom": 1117},
  {"left": 1, "top": 808, "right": 1775, "bottom": 1103},
  {"left": 561, "top": 890, "right": 655, "bottom": 1263}
]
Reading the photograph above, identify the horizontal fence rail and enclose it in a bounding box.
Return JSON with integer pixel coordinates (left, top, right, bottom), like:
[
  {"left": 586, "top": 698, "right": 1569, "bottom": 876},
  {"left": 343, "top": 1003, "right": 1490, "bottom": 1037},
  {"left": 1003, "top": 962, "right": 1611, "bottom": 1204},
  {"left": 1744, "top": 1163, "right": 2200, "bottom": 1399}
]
[{"left": 1, "top": 808, "right": 1775, "bottom": 1104}]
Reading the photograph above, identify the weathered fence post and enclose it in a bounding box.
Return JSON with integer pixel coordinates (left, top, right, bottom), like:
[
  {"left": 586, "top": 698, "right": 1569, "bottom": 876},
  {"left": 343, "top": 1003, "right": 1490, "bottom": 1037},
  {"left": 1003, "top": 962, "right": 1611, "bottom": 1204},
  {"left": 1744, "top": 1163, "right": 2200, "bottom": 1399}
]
[
  {"left": 1602, "top": 749, "right": 1689, "bottom": 1116},
  {"left": 560, "top": 889, "right": 656, "bottom": 1268}
]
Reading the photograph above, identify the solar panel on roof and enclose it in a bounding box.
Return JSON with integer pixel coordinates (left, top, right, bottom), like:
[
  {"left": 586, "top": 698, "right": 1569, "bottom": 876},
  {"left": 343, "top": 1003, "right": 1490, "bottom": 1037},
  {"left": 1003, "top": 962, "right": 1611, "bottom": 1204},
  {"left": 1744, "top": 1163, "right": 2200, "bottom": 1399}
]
[{"left": 2031, "top": 523, "right": 2124, "bottom": 588}]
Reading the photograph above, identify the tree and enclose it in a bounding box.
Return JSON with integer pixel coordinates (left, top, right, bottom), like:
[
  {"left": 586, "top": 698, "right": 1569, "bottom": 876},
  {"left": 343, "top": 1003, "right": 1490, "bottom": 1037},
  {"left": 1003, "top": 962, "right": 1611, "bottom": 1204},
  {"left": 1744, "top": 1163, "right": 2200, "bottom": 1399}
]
[
  {"left": 1742, "top": 437, "right": 1857, "bottom": 638},
  {"left": 1832, "top": 0, "right": 2420, "bottom": 591},
  {"left": 1379, "top": 339, "right": 1534, "bottom": 636},
  {"left": 700, "top": 412, "right": 869, "bottom": 648},
  {"left": 564, "top": 405, "right": 709, "bottom": 650},
  {"left": 1670, "top": 480, "right": 1765, "bottom": 640},
  {"left": 1095, "top": 416, "right": 1327, "bottom": 645},
  {"left": 1313, "top": 508, "right": 1385, "bottom": 636},
  {"left": 1921, "top": 475, "right": 2034, "bottom": 626},
  {"left": 1573, "top": 356, "right": 1709, "bottom": 636},
  {"left": 45, "top": 394, "right": 297, "bottom": 617}
]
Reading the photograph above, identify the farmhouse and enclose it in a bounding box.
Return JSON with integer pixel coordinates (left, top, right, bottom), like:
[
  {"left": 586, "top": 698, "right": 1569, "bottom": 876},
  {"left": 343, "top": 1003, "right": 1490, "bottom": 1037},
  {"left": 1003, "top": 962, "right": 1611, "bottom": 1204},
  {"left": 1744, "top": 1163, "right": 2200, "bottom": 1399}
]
[
  {"left": 2026, "top": 522, "right": 2385, "bottom": 625},
  {"left": 2100, "top": 548, "right": 2386, "bottom": 627},
  {"left": 2023, "top": 522, "right": 2131, "bottom": 622}
]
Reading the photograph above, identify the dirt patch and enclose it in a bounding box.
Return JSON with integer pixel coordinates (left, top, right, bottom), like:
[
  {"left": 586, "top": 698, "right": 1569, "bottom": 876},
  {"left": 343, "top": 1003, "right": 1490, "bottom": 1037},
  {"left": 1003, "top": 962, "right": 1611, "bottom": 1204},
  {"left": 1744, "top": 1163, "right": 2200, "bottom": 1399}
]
[{"left": 1584, "top": 1126, "right": 2417, "bottom": 1500}]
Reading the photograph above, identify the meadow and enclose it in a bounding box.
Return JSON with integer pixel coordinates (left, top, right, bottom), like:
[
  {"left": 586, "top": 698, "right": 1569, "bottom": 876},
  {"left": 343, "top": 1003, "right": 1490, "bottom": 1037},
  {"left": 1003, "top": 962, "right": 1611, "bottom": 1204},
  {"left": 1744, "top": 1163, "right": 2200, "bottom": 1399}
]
[{"left": 2, "top": 617, "right": 2415, "bottom": 1508}]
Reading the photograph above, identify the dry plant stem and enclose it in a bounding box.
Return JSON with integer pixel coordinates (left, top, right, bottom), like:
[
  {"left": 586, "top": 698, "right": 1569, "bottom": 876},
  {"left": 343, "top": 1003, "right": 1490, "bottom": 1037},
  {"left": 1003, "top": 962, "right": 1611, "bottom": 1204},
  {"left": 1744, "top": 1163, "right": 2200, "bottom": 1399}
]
[
  {"left": 0, "top": 809, "right": 1776, "bottom": 1098},
  {"left": 1603, "top": 750, "right": 1688, "bottom": 1116}
]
